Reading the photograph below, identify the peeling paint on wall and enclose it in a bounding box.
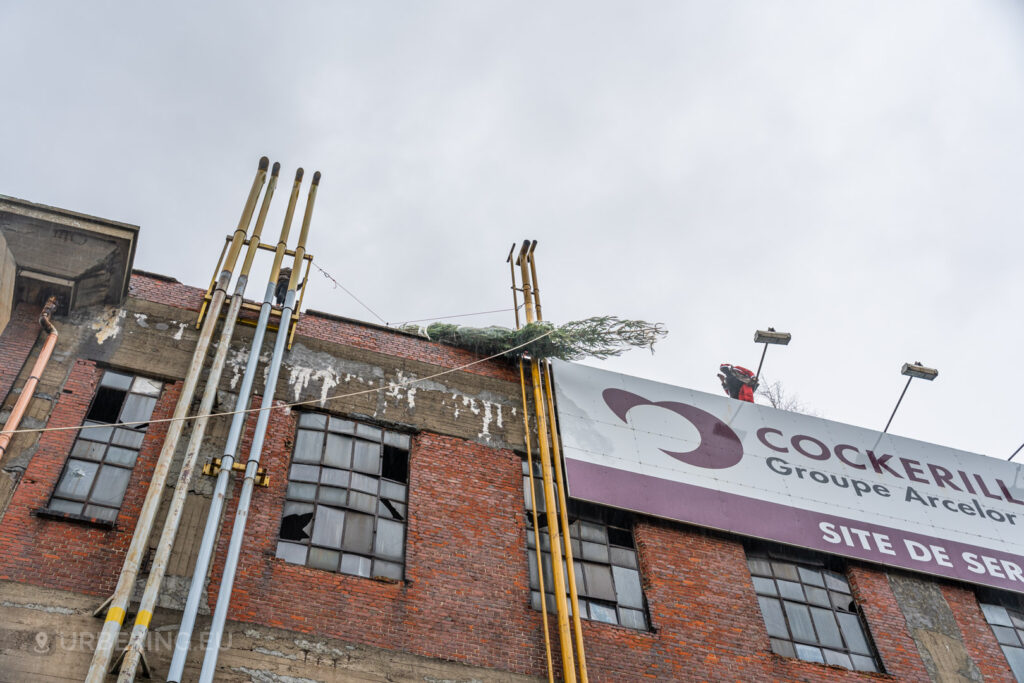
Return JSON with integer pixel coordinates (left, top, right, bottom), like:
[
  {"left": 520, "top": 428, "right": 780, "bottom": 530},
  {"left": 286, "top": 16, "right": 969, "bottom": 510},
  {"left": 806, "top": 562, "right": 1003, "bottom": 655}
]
[{"left": 90, "top": 308, "right": 126, "bottom": 344}]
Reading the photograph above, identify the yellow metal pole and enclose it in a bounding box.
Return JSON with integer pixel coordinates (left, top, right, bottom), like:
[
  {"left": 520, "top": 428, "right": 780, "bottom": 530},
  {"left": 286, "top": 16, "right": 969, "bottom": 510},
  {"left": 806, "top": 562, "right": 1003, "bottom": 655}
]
[
  {"left": 528, "top": 247, "right": 588, "bottom": 683},
  {"left": 506, "top": 243, "right": 521, "bottom": 329},
  {"left": 520, "top": 359, "right": 555, "bottom": 683},
  {"left": 519, "top": 244, "right": 577, "bottom": 683}
]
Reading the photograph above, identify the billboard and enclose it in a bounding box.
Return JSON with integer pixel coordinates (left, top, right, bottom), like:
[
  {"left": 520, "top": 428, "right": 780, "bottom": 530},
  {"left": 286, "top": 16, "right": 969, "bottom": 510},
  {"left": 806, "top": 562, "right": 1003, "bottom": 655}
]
[{"left": 551, "top": 359, "right": 1024, "bottom": 593}]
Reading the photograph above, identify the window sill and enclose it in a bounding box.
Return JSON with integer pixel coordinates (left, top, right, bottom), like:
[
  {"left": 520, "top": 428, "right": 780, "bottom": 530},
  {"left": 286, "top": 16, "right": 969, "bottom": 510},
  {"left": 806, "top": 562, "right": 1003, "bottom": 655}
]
[{"left": 32, "top": 507, "right": 117, "bottom": 529}]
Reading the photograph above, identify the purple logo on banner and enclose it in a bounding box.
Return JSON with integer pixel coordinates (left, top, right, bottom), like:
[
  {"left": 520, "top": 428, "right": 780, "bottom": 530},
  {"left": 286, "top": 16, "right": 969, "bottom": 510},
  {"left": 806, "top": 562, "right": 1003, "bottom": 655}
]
[{"left": 602, "top": 388, "right": 744, "bottom": 469}]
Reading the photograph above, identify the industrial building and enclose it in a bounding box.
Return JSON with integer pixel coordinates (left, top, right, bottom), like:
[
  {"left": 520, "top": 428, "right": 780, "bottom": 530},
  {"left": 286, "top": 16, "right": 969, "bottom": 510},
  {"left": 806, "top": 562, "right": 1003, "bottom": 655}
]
[{"left": 1, "top": 167, "right": 1023, "bottom": 682}]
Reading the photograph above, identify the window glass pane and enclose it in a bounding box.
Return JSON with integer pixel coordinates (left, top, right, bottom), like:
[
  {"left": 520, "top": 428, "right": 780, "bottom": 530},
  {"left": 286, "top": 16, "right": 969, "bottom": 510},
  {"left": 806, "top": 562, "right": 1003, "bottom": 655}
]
[
  {"left": 340, "top": 553, "right": 372, "bottom": 577},
  {"left": 851, "top": 654, "right": 879, "bottom": 673},
  {"left": 119, "top": 394, "right": 157, "bottom": 424},
  {"left": 982, "top": 603, "right": 1013, "bottom": 627},
  {"left": 770, "top": 638, "right": 796, "bottom": 658},
  {"left": 752, "top": 577, "right": 777, "bottom": 596},
  {"left": 758, "top": 596, "right": 789, "bottom": 638},
  {"left": 279, "top": 502, "right": 314, "bottom": 541},
  {"left": 130, "top": 377, "right": 163, "bottom": 396},
  {"left": 619, "top": 608, "right": 647, "bottom": 630},
  {"left": 831, "top": 591, "right": 855, "bottom": 611},
  {"left": 991, "top": 625, "right": 1020, "bottom": 646},
  {"left": 783, "top": 602, "right": 816, "bottom": 643},
  {"left": 1010, "top": 612, "right": 1024, "bottom": 629},
  {"left": 589, "top": 601, "right": 617, "bottom": 624},
  {"left": 55, "top": 459, "right": 99, "bottom": 499},
  {"left": 84, "top": 505, "right": 118, "bottom": 521},
  {"left": 308, "top": 547, "right": 340, "bottom": 571},
  {"left": 380, "top": 480, "right": 406, "bottom": 502},
  {"left": 798, "top": 567, "right": 825, "bottom": 587},
  {"left": 299, "top": 412, "right": 327, "bottom": 429},
  {"left": 1002, "top": 645, "right": 1024, "bottom": 681},
  {"left": 375, "top": 518, "right": 405, "bottom": 560},
  {"left": 612, "top": 566, "right": 644, "bottom": 609},
  {"left": 772, "top": 562, "right": 800, "bottom": 581},
  {"left": 350, "top": 472, "right": 378, "bottom": 494},
  {"left": 105, "top": 447, "right": 138, "bottom": 467},
  {"left": 583, "top": 563, "right": 616, "bottom": 602},
  {"left": 794, "top": 644, "right": 824, "bottom": 664},
  {"left": 112, "top": 428, "right": 145, "bottom": 449},
  {"left": 580, "top": 522, "right": 607, "bottom": 543},
  {"left": 48, "top": 498, "right": 83, "bottom": 515},
  {"left": 317, "top": 486, "right": 347, "bottom": 507},
  {"left": 837, "top": 612, "right": 871, "bottom": 655},
  {"left": 581, "top": 541, "right": 609, "bottom": 563},
  {"left": 748, "top": 558, "right": 772, "bottom": 576},
  {"left": 81, "top": 422, "right": 113, "bottom": 442},
  {"left": 380, "top": 497, "right": 406, "bottom": 521},
  {"left": 72, "top": 440, "right": 107, "bottom": 461},
  {"left": 824, "top": 572, "right": 850, "bottom": 592},
  {"left": 289, "top": 463, "right": 320, "bottom": 482},
  {"left": 324, "top": 434, "right": 352, "bottom": 469},
  {"left": 328, "top": 416, "right": 355, "bottom": 434},
  {"left": 810, "top": 607, "right": 844, "bottom": 649},
  {"left": 805, "top": 586, "right": 830, "bottom": 607},
  {"left": 293, "top": 430, "right": 324, "bottom": 463},
  {"left": 355, "top": 424, "right": 381, "bottom": 441},
  {"left": 286, "top": 482, "right": 316, "bottom": 501},
  {"left": 609, "top": 547, "right": 637, "bottom": 569},
  {"left": 90, "top": 466, "right": 132, "bottom": 506},
  {"left": 352, "top": 440, "right": 381, "bottom": 474},
  {"left": 342, "top": 512, "right": 374, "bottom": 554},
  {"left": 383, "top": 431, "right": 410, "bottom": 450},
  {"left": 373, "top": 560, "right": 403, "bottom": 580},
  {"left": 823, "top": 649, "right": 852, "bottom": 669},
  {"left": 311, "top": 505, "right": 345, "bottom": 548},
  {"left": 777, "top": 580, "right": 804, "bottom": 602},
  {"left": 276, "top": 541, "right": 307, "bottom": 565},
  {"left": 320, "top": 467, "right": 349, "bottom": 488},
  {"left": 347, "top": 491, "right": 377, "bottom": 514},
  {"left": 100, "top": 371, "right": 133, "bottom": 390}
]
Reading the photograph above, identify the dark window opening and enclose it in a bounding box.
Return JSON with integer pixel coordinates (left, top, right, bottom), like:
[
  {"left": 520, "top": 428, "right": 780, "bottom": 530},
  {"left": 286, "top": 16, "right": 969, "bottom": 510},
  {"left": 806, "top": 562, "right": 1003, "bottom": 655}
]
[
  {"left": 87, "top": 386, "right": 126, "bottom": 423},
  {"left": 382, "top": 445, "right": 409, "bottom": 483}
]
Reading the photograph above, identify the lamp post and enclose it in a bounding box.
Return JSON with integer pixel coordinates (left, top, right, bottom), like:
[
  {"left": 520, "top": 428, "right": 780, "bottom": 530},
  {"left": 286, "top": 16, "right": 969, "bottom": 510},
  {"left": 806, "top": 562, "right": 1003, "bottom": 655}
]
[
  {"left": 753, "top": 327, "right": 792, "bottom": 385},
  {"left": 882, "top": 362, "right": 938, "bottom": 434}
]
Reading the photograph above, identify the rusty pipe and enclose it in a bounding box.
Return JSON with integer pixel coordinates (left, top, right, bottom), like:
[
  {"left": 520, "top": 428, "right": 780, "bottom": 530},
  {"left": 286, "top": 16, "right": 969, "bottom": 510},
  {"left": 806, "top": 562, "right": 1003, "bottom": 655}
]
[{"left": 0, "top": 297, "right": 59, "bottom": 458}]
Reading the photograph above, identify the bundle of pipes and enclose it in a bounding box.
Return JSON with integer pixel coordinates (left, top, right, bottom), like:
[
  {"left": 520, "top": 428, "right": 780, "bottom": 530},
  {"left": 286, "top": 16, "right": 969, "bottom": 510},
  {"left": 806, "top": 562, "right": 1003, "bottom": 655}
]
[{"left": 81, "top": 157, "right": 321, "bottom": 683}]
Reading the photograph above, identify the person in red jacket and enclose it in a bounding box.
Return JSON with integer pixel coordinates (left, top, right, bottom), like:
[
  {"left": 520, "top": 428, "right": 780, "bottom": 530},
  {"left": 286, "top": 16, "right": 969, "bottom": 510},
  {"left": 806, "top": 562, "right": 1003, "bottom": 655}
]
[{"left": 718, "top": 364, "right": 758, "bottom": 402}]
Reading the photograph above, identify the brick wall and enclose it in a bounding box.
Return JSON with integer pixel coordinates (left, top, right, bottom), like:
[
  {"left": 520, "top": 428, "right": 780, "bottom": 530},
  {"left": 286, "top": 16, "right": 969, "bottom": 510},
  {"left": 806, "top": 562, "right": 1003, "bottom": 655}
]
[{"left": 0, "top": 303, "right": 42, "bottom": 406}]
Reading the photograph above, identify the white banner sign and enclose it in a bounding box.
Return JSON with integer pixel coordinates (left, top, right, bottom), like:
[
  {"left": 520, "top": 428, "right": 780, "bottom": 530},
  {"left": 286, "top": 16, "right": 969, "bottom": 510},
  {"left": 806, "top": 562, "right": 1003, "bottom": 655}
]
[{"left": 551, "top": 359, "right": 1024, "bottom": 593}]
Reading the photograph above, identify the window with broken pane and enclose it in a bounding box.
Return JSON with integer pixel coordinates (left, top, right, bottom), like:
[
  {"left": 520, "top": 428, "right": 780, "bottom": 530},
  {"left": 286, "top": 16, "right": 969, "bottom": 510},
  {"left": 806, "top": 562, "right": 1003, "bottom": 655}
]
[
  {"left": 747, "top": 553, "right": 882, "bottom": 672},
  {"left": 522, "top": 459, "right": 649, "bottom": 630},
  {"left": 276, "top": 412, "right": 411, "bottom": 580},
  {"left": 49, "top": 370, "right": 162, "bottom": 522},
  {"left": 978, "top": 600, "right": 1024, "bottom": 681}
]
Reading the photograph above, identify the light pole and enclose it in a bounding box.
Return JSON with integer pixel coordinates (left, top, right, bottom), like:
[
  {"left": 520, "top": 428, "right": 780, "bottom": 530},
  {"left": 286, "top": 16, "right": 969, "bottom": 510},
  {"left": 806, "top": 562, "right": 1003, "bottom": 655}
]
[
  {"left": 753, "top": 327, "right": 792, "bottom": 385},
  {"left": 882, "top": 362, "right": 938, "bottom": 434}
]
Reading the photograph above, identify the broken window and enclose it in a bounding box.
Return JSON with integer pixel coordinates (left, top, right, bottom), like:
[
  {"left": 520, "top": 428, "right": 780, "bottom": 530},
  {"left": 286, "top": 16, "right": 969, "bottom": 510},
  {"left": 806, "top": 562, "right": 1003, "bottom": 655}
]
[
  {"left": 978, "top": 599, "right": 1024, "bottom": 680},
  {"left": 747, "top": 550, "right": 881, "bottom": 672},
  {"left": 522, "top": 459, "right": 649, "bottom": 630},
  {"left": 49, "top": 370, "right": 162, "bottom": 522},
  {"left": 276, "top": 412, "right": 411, "bottom": 580}
]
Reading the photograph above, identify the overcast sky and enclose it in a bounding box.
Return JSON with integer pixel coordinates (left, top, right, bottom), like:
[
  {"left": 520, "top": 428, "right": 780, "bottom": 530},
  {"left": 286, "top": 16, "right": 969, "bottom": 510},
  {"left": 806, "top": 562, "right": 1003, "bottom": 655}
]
[{"left": 2, "top": 1, "right": 1022, "bottom": 459}]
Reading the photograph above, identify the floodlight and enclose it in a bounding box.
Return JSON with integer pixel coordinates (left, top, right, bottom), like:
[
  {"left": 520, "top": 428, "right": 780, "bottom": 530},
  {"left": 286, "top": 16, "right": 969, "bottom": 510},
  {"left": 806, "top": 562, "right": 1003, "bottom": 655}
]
[
  {"left": 754, "top": 329, "right": 792, "bottom": 346},
  {"left": 901, "top": 362, "right": 938, "bottom": 381}
]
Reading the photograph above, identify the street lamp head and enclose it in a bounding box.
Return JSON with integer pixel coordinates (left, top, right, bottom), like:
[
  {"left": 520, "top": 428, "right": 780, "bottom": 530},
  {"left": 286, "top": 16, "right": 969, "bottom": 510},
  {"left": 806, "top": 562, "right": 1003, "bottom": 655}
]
[
  {"left": 754, "top": 328, "right": 792, "bottom": 345},
  {"left": 901, "top": 362, "right": 938, "bottom": 381}
]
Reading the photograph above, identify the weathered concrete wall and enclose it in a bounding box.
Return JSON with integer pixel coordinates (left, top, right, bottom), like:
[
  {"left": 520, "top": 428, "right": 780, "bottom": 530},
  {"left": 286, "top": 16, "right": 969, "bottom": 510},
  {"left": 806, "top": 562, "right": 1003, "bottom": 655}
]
[
  {"left": 0, "top": 581, "right": 539, "bottom": 683},
  {"left": 0, "top": 232, "right": 15, "bottom": 333}
]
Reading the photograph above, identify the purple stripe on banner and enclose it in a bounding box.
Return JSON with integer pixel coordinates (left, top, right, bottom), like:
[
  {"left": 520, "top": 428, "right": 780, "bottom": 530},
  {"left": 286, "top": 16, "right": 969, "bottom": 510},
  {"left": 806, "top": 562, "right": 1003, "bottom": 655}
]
[{"left": 565, "top": 458, "right": 1024, "bottom": 593}]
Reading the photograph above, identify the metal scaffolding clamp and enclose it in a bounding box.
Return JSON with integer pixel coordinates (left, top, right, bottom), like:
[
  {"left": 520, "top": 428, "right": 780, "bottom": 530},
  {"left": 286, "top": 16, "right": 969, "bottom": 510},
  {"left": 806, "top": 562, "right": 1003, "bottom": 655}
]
[{"left": 202, "top": 457, "right": 269, "bottom": 487}]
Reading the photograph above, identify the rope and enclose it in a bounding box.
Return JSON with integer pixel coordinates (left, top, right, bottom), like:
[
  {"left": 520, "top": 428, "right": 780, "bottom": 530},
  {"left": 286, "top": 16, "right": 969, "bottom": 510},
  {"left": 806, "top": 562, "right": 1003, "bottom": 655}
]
[
  {"left": 312, "top": 262, "right": 388, "bottom": 325},
  {"left": 391, "top": 306, "right": 519, "bottom": 326},
  {"left": 0, "top": 327, "right": 556, "bottom": 438}
]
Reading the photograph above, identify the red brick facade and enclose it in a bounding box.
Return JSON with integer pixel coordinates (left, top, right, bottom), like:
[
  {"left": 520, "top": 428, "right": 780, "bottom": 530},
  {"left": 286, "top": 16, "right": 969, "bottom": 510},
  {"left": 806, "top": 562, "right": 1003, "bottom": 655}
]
[
  {"left": 0, "top": 303, "right": 42, "bottom": 406},
  {"left": 0, "top": 272, "right": 1019, "bottom": 682}
]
